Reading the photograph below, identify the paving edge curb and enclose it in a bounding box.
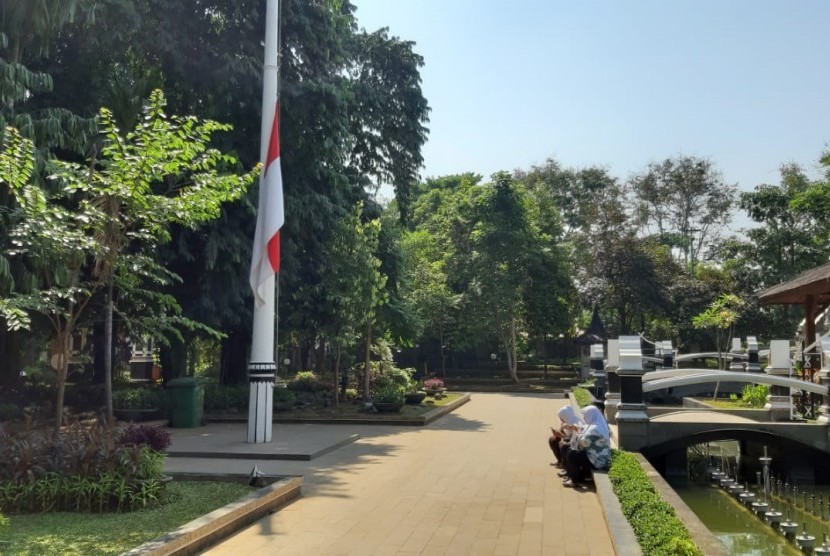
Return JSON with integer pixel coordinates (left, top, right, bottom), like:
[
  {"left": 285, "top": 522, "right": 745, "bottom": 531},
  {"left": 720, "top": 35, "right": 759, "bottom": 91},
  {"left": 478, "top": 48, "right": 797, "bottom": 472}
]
[
  {"left": 593, "top": 471, "right": 643, "bottom": 556},
  {"left": 205, "top": 393, "right": 472, "bottom": 427},
  {"left": 121, "top": 475, "right": 303, "bottom": 556}
]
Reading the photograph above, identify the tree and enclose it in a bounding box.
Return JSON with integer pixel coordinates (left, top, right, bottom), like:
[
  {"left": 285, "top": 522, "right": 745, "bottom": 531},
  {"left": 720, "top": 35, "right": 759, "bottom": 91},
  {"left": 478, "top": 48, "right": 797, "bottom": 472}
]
[
  {"left": 692, "top": 293, "right": 745, "bottom": 370},
  {"left": 317, "top": 202, "right": 387, "bottom": 402},
  {"left": 630, "top": 155, "right": 736, "bottom": 269},
  {"left": 1, "top": 91, "right": 255, "bottom": 427}
]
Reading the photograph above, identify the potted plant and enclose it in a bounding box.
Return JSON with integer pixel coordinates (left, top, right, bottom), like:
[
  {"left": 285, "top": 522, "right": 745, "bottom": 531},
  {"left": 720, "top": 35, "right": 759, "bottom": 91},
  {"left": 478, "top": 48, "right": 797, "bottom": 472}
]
[
  {"left": 113, "top": 387, "right": 161, "bottom": 422},
  {"left": 372, "top": 385, "right": 405, "bottom": 412},
  {"left": 422, "top": 377, "right": 446, "bottom": 397}
]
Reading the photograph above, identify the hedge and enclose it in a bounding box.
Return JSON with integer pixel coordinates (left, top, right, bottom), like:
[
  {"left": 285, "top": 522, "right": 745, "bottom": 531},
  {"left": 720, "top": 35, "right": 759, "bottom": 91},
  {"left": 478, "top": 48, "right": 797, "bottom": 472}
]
[{"left": 608, "top": 450, "right": 703, "bottom": 556}]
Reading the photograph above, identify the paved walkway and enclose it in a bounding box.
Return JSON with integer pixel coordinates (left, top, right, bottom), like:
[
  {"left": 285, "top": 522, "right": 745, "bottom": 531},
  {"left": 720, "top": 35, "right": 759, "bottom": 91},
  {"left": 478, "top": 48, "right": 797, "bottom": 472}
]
[{"left": 168, "top": 393, "right": 616, "bottom": 556}]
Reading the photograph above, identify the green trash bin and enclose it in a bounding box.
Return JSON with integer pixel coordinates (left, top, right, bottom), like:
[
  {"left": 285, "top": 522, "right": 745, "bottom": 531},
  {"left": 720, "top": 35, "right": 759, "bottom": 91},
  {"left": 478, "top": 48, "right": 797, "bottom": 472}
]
[{"left": 167, "top": 377, "right": 204, "bottom": 428}]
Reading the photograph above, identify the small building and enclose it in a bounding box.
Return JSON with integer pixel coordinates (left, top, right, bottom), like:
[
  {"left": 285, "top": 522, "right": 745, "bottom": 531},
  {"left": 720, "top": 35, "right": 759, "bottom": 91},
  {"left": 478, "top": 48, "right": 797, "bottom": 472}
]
[{"left": 575, "top": 305, "right": 607, "bottom": 380}]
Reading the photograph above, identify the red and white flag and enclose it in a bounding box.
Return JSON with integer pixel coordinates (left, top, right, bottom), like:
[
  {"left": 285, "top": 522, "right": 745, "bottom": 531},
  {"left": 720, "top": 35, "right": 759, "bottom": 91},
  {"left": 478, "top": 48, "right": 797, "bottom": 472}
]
[{"left": 250, "top": 104, "right": 284, "bottom": 307}]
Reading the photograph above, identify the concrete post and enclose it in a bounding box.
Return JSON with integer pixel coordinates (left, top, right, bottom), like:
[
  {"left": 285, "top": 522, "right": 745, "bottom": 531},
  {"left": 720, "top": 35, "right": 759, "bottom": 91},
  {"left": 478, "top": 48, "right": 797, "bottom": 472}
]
[
  {"left": 590, "top": 343, "right": 606, "bottom": 402},
  {"left": 817, "top": 337, "right": 830, "bottom": 425},
  {"left": 605, "top": 339, "right": 620, "bottom": 424},
  {"left": 616, "top": 335, "right": 648, "bottom": 450},
  {"left": 746, "top": 336, "right": 761, "bottom": 373},
  {"left": 729, "top": 337, "right": 744, "bottom": 372},
  {"left": 765, "top": 339, "right": 792, "bottom": 422},
  {"left": 662, "top": 340, "right": 675, "bottom": 369}
]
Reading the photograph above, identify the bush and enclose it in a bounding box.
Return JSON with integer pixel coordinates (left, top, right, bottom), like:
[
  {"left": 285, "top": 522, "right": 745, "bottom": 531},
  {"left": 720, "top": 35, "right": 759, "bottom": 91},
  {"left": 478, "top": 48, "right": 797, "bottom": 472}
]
[
  {"left": 608, "top": 451, "right": 702, "bottom": 556},
  {"left": 372, "top": 384, "right": 405, "bottom": 404},
  {"left": 118, "top": 424, "right": 172, "bottom": 452},
  {"left": 730, "top": 384, "right": 768, "bottom": 408},
  {"left": 0, "top": 402, "right": 19, "bottom": 422},
  {"left": 422, "top": 377, "right": 444, "bottom": 391},
  {"left": 0, "top": 422, "right": 167, "bottom": 513},
  {"left": 571, "top": 387, "right": 593, "bottom": 408},
  {"left": 113, "top": 388, "right": 160, "bottom": 410},
  {"left": 374, "top": 367, "right": 416, "bottom": 393},
  {"left": 287, "top": 371, "right": 330, "bottom": 393},
  {"left": 272, "top": 387, "right": 296, "bottom": 408},
  {"left": 203, "top": 383, "right": 249, "bottom": 412}
]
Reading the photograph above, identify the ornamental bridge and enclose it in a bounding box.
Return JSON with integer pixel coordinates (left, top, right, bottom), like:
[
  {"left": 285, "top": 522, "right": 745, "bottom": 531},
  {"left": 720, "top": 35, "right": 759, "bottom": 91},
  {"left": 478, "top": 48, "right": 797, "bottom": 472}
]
[{"left": 592, "top": 336, "right": 830, "bottom": 481}]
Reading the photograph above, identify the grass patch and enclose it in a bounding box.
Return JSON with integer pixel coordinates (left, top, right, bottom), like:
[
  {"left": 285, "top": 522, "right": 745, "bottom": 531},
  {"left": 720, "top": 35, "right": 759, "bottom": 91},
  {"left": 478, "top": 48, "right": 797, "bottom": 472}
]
[
  {"left": 1, "top": 481, "right": 254, "bottom": 556},
  {"left": 701, "top": 398, "right": 758, "bottom": 409},
  {"left": 271, "top": 392, "right": 464, "bottom": 420}
]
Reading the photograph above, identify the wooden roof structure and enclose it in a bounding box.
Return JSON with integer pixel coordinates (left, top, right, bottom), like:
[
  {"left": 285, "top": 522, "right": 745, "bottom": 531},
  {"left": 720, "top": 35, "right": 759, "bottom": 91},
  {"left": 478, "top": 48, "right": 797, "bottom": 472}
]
[
  {"left": 576, "top": 305, "right": 607, "bottom": 345},
  {"left": 758, "top": 261, "right": 830, "bottom": 351},
  {"left": 757, "top": 262, "right": 830, "bottom": 306}
]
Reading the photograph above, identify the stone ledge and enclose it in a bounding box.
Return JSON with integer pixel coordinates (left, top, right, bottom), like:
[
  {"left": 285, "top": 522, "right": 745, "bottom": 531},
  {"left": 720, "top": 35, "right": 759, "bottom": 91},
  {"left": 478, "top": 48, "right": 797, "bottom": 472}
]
[
  {"left": 122, "top": 475, "right": 302, "bottom": 556},
  {"left": 593, "top": 470, "right": 642, "bottom": 556}
]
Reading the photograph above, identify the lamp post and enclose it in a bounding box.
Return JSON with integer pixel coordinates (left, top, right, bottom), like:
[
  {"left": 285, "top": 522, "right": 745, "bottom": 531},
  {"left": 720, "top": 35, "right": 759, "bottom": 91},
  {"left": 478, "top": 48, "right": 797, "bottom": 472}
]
[{"left": 559, "top": 333, "right": 565, "bottom": 369}]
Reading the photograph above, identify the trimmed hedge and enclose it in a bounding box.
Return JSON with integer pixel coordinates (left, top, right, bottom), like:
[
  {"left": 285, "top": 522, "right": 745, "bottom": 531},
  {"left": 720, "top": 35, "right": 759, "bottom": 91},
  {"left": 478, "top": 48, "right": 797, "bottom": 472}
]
[
  {"left": 571, "top": 387, "right": 593, "bottom": 408},
  {"left": 608, "top": 451, "right": 702, "bottom": 556}
]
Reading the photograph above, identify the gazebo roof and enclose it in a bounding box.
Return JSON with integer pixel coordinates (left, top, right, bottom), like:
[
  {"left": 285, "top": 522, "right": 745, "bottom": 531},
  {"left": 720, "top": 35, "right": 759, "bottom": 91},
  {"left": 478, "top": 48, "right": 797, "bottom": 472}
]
[
  {"left": 576, "top": 305, "right": 607, "bottom": 344},
  {"left": 757, "top": 261, "right": 830, "bottom": 306}
]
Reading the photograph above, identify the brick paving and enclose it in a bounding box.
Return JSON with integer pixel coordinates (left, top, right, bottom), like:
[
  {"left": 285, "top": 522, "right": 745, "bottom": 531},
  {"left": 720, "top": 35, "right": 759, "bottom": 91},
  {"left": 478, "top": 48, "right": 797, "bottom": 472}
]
[{"left": 181, "top": 392, "right": 616, "bottom": 556}]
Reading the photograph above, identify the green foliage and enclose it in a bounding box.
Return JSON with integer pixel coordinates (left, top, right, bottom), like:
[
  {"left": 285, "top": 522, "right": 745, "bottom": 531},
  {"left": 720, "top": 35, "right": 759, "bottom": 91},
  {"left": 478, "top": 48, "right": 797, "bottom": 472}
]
[
  {"left": 571, "top": 387, "right": 593, "bottom": 409},
  {"left": 373, "top": 366, "right": 416, "bottom": 393},
  {"left": 2, "top": 481, "right": 253, "bottom": 555},
  {"left": 372, "top": 384, "right": 406, "bottom": 404},
  {"left": 0, "top": 422, "right": 168, "bottom": 513},
  {"left": 732, "top": 384, "right": 769, "bottom": 408},
  {"left": 112, "top": 388, "right": 160, "bottom": 410},
  {"left": 287, "top": 371, "right": 330, "bottom": 393},
  {"left": 609, "top": 451, "right": 703, "bottom": 556},
  {"left": 203, "top": 383, "right": 249, "bottom": 412},
  {"left": 272, "top": 387, "right": 296, "bottom": 408}
]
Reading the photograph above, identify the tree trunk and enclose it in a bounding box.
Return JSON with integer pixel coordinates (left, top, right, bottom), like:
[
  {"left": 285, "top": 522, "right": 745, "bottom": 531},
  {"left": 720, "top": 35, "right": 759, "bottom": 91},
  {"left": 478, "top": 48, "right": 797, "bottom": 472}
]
[
  {"left": 509, "top": 317, "right": 519, "bottom": 383},
  {"left": 439, "top": 331, "right": 447, "bottom": 379},
  {"left": 104, "top": 280, "right": 114, "bottom": 424},
  {"left": 334, "top": 345, "right": 341, "bottom": 408},
  {"left": 363, "top": 321, "right": 372, "bottom": 402},
  {"left": 53, "top": 330, "right": 69, "bottom": 432}
]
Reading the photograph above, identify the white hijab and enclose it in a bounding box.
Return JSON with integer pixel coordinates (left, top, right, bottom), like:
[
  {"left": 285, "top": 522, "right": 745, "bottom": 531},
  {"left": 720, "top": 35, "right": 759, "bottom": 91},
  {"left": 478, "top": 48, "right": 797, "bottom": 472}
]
[
  {"left": 558, "top": 405, "right": 583, "bottom": 426},
  {"left": 581, "top": 405, "right": 611, "bottom": 440}
]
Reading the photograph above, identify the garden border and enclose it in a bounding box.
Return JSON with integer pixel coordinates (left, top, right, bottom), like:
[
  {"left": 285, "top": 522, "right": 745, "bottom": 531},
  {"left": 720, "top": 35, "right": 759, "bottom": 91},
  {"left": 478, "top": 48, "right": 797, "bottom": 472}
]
[
  {"left": 206, "top": 392, "right": 471, "bottom": 426},
  {"left": 122, "top": 475, "right": 302, "bottom": 556}
]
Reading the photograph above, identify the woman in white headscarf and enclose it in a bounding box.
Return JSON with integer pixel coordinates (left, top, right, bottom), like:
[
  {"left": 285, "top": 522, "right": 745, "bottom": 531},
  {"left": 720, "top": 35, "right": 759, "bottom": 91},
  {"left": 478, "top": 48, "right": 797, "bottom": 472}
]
[
  {"left": 548, "top": 405, "right": 583, "bottom": 468},
  {"left": 561, "top": 405, "right": 611, "bottom": 487}
]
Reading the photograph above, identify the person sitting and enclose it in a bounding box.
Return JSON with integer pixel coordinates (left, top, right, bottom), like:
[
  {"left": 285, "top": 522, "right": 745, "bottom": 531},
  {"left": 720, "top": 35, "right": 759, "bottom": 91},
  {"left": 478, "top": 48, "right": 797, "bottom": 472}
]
[
  {"left": 549, "top": 405, "right": 583, "bottom": 468},
  {"left": 561, "top": 405, "right": 611, "bottom": 488}
]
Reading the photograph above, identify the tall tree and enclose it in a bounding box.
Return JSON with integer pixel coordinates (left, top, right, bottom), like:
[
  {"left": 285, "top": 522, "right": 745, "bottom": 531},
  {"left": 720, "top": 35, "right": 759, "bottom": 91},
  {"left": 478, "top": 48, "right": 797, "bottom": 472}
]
[
  {"left": 1, "top": 91, "right": 255, "bottom": 427},
  {"left": 630, "top": 155, "right": 736, "bottom": 269}
]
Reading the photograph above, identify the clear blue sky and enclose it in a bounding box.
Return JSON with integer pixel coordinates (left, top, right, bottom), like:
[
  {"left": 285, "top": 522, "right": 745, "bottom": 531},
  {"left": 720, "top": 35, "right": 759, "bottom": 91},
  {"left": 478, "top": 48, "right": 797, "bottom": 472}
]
[{"left": 354, "top": 0, "right": 830, "bottom": 214}]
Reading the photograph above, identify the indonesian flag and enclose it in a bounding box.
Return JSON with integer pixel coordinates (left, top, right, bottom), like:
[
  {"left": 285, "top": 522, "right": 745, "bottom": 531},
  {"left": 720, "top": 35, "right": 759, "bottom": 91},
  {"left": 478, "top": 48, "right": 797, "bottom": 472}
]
[{"left": 250, "top": 103, "right": 284, "bottom": 307}]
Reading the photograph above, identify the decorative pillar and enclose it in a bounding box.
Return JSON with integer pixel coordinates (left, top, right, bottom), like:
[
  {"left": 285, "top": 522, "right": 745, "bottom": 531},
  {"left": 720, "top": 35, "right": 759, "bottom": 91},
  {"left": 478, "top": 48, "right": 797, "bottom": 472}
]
[
  {"left": 616, "top": 335, "right": 648, "bottom": 450},
  {"left": 247, "top": 362, "right": 275, "bottom": 443},
  {"left": 765, "top": 339, "right": 791, "bottom": 422},
  {"left": 729, "top": 337, "right": 744, "bottom": 372},
  {"left": 661, "top": 340, "right": 675, "bottom": 369},
  {"left": 590, "top": 344, "right": 606, "bottom": 402},
  {"left": 817, "top": 337, "right": 830, "bottom": 425},
  {"left": 604, "top": 339, "right": 620, "bottom": 424},
  {"left": 746, "top": 336, "right": 761, "bottom": 373}
]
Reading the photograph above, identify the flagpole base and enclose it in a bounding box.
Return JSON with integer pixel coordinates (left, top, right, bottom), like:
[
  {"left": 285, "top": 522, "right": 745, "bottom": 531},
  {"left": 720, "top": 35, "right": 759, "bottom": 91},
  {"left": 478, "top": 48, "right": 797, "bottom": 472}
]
[{"left": 247, "top": 362, "right": 276, "bottom": 443}]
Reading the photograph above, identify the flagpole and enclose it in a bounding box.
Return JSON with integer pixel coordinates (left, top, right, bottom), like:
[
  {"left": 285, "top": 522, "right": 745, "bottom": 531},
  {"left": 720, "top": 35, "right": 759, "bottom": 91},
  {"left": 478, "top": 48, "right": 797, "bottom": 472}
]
[{"left": 247, "top": 0, "right": 280, "bottom": 443}]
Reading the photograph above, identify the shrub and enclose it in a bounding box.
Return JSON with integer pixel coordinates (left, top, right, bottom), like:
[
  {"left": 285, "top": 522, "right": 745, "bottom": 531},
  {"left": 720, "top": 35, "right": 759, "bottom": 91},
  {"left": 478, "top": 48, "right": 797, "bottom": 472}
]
[
  {"left": 732, "top": 384, "right": 768, "bottom": 408},
  {"left": 571, "top": 387, "right": 593, "bottom": 408},
  {"left": 113, "top": 388, "right": 160, "bottom": 410},
  {"left": 118, "top": 424, "right": 171, "bottom": 452},
  {"left": 0, "top": 422, "right": 167, "bottom": 513},
  {"left": 0, "top": 402, "right": 19, "bottom": 422},
  {"left": 272, "top": 387, "right": 296, "bottom": 408},
  {"left": 608, "top": 451, "right": 703, "bottom": 556},
  {"left": 203, "top": 383, "right": 249, "bottom": 412},
  {"left": 374, "top": 367, "right": 416, "bottom": 393},
  {"left": 422, "top": 377, "right": 445, "bottom": 391},
  {"left": 372, "top": 384, "right": 405, "bottom": 404},
  {"left": 287, "top": 371, "right": 330, "bottom": 393},
  {"left": 0, "top": 511, "right": 7, "bottom": 528}
]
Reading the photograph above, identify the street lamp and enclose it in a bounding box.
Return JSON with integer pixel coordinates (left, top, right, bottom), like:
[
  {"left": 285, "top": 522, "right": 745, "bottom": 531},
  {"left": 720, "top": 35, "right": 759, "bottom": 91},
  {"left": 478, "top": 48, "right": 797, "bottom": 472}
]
[{"left": 558, "top": 333, "right": 565, "bottom": 368}]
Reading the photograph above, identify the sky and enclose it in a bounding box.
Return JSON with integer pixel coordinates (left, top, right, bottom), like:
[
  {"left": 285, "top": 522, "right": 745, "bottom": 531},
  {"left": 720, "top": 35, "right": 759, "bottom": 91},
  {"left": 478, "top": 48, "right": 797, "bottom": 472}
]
[{"left": 354, "top": 0, "right": 830, "bottom": 225}]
